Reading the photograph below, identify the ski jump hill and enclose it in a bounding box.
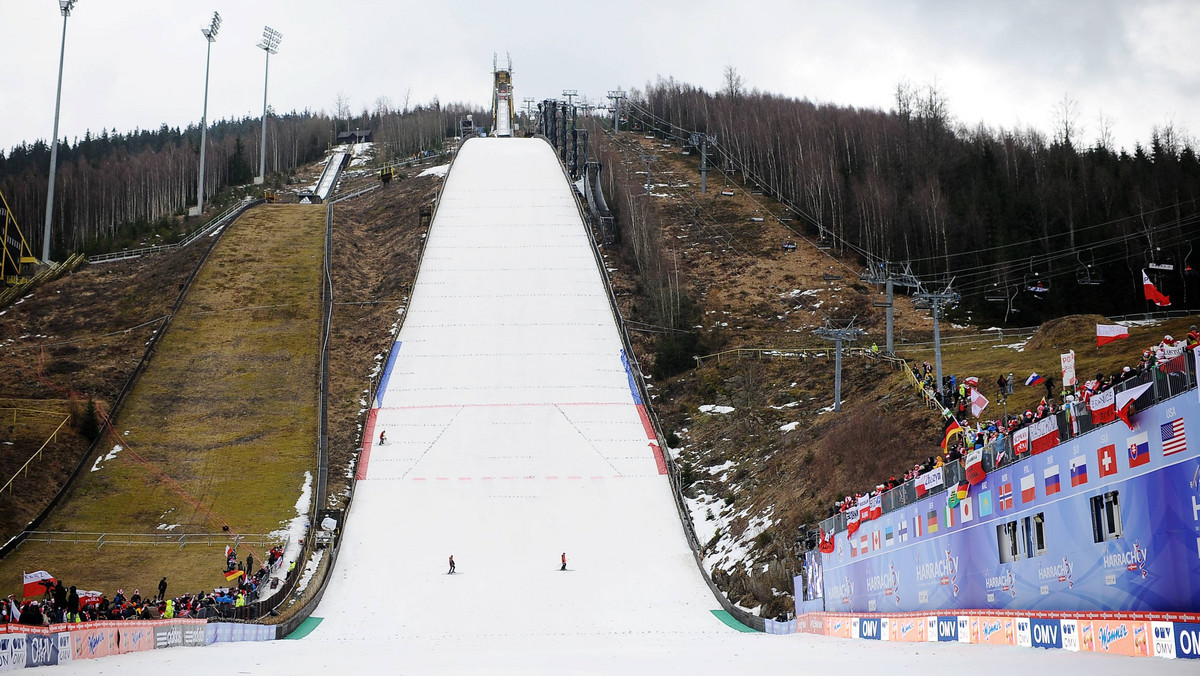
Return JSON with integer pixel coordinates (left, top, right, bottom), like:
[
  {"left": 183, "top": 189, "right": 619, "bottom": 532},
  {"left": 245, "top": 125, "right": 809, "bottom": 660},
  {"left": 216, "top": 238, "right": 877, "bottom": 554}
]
[{"left": 46, "top": 138, "right": 1187, "bottom": 674}]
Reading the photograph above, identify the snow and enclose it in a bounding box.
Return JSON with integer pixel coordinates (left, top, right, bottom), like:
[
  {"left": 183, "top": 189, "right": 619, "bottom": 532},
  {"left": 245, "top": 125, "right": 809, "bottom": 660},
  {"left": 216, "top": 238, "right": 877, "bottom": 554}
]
[
  {"left": 778, "top": 421, "right": 799, "bottom": 432},
  {"left": 699, "top": 404, "right": 735, "bottom": 414},
  {"left": 90, "top": 444, "right": 122, "bottom": 472},
  {"left": 418, "top": 163, "right": 450, "bottom": 178},
  {"left": 265, "top": 471, "right": 312, "bottom": 589},
  {"left": 47, "top": 137, "right": 1165, "bottom": 676}
]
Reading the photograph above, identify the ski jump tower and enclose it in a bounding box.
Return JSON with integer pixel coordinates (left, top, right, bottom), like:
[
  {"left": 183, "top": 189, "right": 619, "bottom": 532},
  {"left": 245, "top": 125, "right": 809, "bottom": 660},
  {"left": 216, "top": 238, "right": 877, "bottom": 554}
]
[{"left": 491, "top": 53, "right": 514, "bottom": 137}]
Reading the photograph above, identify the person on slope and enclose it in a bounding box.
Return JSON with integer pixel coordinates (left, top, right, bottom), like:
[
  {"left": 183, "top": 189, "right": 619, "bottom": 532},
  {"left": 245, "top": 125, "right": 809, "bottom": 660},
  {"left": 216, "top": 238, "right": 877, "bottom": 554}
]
[
  {"left": 561, "top": 553, "right": 567, "bottom": 571},
  {"left": 448, "top": 555, "right": 456, "bottom": 574}
]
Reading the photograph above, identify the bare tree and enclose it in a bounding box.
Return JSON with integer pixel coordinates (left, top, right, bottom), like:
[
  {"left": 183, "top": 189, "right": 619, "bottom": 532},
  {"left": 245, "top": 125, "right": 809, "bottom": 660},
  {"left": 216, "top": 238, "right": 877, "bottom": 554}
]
[
  {"left": 722, "top": 64, "right": 745, "bottom": 102},
  {"left": 1052, "top": 93, "right": 1080, "bottom": 148},
  {"left": 334, "top": 92, "right": 351, "bottom": 134},
  {"left": 1095, "top": 111, "right": 1115, "bottom": 152}
]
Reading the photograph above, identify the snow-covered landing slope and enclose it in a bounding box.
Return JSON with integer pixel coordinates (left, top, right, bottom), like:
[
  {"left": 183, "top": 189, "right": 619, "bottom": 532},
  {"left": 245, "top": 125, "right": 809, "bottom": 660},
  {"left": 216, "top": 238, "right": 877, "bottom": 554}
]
[{"left": 320, "top": 137, "right": 718, "bottom": 638}]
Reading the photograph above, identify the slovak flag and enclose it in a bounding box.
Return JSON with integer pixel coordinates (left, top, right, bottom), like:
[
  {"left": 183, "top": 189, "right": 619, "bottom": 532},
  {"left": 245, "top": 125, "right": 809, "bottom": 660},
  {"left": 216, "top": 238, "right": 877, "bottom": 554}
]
[
  {"left": 1096, "top": 324, "right": 1130, "bottom": 347},
  {"left": 1044, "top": 465, "right": 1061, "bottom": 495},
  {"left": 1143, "top": 269, "right": 1171, "bottom": 307},
  {"left": 1127, "top": 431, "right": 1150, "bottom": 468},
  {"left": 1069, "top": 455, "right": 1089, "bottom": 487},
  {"left": 1020, "top": 474, "right": 1036, "bottom": 503}
]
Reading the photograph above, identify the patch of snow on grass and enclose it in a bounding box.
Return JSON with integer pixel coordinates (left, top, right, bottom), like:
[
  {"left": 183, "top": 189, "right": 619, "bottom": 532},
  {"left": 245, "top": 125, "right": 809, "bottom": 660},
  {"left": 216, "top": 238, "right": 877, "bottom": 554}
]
[
  {"left": 419, "top": 164, "right": 450, "bottom": 179},
  {"left": 91, "top": 444, "right": 123, "bottom": 472},
  {"left": 268, "top": 471, "right": 312, "bottom": 588},
  {"left": 698, "top": 404, "right": 734, "bottom": 415},
  {"left": 779, "top": 422, "right": 799, "bottom": 432}
]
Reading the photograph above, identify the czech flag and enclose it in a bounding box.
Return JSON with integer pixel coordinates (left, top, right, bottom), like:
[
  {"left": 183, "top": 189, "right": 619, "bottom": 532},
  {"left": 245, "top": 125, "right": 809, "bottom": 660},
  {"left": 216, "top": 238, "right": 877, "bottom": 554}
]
[
  {"left": 1096, "top": 324, "right": 1129, "bottom": 347},
  {"left": 1025, "top": 372, "right": 1044, "bottom": 387},
  {"left": 941, "top": 419, "right": 964, "bottom": 450},
  {"left": 1143, "top": 269, "right": 1171, "bottom": 307},
  {"left": 22, "top": 570, "right": 56, "bottom": 600}
]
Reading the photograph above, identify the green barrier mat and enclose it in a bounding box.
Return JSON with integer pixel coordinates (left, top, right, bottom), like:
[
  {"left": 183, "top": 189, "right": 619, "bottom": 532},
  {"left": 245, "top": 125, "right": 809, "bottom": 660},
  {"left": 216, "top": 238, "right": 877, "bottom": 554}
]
[
  {"left": 284, "top": 616, "right": 324, "bottom": 639},
  {"left": 711, "top": 609, "right": 758, "bottom": 632}
]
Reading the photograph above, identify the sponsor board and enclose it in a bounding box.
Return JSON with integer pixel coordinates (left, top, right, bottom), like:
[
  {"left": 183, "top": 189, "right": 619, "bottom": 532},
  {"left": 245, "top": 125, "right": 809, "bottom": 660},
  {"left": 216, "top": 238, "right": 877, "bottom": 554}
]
[
  {"left": 1172, "top": 622, "right": 1200, "bottom": 659},
  {"left": 24, "top": 633, "right": 58, "bottom": 668},
  {"left": 1085, "top": 619, "right": 1149, "bottom": 656},
  {"left": 892, "top": 617, "right": 923, "bottom": 642},
  {"left": 957, "top": 616, "right": 972, "bottom": 643},
  {"left": 925, "top": 616, "right": 938, "bottom": 643},
  {"left": 119, "top": 624, "right": 155, "bottom": 654},
  {"left": 0, "top": 634, "right": 23, "bottom": 672},
  {"left": 937, "top": 616, "right": 959, "bottom": 642},
  {"left": 73, "top": 625, "right": 118, "bottom": 660},
  {"left": 1031, "top": 618, "right": 1062, "bottom": 649},
  {"left": 1060, "top": 619, "right": 1079, "bottom": 652},
  {"left": 1152, "top": 621, "right": 1175, "bottom": 659},
  {"left": 1016, "top": 617, "right": 1032, "bottom": 648},
  {"left": 858, "top": 617, "right": 882, "bottom": 640},
  {"left": 826, "top": 617, "right": 852, "bottom": 639},
  {"left": 977, "top": 617, "right": 1015, "bottom": 646},
  {"left": 879, "top": 617, "right": 891, "bottom": 641}
]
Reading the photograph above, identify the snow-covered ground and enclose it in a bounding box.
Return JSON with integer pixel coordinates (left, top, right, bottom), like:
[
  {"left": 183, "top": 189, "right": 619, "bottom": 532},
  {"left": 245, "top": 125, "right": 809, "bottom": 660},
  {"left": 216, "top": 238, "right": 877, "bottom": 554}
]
[{"left": 50, "top": 137, "right": 1188, "bottom": 675}]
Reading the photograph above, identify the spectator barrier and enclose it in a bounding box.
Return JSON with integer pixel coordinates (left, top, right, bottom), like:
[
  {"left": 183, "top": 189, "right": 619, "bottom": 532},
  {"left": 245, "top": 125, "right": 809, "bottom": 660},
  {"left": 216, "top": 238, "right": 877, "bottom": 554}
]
[
  {"left": 791, "top": 609, "right": 1200, "bottom": 660},
  {"left": 0, "top": 618, "right": 263, "bottom": 669}
]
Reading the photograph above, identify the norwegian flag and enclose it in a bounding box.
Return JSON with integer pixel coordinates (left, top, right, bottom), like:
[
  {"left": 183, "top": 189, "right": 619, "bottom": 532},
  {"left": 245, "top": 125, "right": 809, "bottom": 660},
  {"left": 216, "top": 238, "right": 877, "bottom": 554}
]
[
  {"left": 1161, "top": 418, "right": 1187, "bottom": 456},
  {"left": 998, "top": 482, "right": 1014, "bottom": 510}
]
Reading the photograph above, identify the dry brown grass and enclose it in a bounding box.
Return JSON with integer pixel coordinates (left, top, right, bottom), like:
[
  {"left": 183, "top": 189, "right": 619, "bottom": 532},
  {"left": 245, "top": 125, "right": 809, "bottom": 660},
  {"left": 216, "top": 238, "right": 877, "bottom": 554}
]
[{"left": 0, "top": 204, "right": 325, "bottom": 597}]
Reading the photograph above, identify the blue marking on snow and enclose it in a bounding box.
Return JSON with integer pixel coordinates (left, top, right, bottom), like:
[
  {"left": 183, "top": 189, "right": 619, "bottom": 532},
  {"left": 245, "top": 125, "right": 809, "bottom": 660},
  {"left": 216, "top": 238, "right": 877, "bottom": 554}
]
[
  {"left": 620, "top": 349, "right": 642, "bottom": 405},
  {"left": 374, "top": 341, "right": 401, "bottom": 408}
]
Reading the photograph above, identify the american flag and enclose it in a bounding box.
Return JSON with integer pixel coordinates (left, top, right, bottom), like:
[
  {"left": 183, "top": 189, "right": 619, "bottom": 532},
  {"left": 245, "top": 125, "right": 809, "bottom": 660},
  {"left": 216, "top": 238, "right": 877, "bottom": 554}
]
[{"left": 1161, "top": 418, "right": 1187, "bottom": 456}]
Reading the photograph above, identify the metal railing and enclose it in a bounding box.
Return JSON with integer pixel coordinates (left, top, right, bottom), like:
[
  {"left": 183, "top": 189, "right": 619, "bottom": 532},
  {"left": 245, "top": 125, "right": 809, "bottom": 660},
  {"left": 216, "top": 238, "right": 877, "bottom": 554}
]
[
  {"left": 19, "top": 531, "right": 279, "bottom": 548},
  {"left": 87, "top": 199, "right": 261, "bottom": 264},
  {"left": 819, "top": 353, "right": 1198, "bottom": 536},
  {"left": 0, "top": 415, "right": 71, "bottom": 495}
]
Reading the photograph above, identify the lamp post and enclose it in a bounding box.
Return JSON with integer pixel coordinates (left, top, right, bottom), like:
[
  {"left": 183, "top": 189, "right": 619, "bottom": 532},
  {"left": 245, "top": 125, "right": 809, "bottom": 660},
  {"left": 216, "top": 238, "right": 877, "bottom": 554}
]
[
  {"left": 191, "top": 11, "right": 221, "bottom": 217},
  {"left": 41, "top": 0, "right": 78, "bottom": 263},
  {"left": 254, "top": 26, "right": 282, "bottom": 186}
]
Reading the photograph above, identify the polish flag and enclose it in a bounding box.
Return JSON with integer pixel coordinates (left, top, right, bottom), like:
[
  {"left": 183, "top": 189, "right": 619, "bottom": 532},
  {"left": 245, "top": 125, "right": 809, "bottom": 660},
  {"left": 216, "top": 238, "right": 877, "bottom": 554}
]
[
  {"left": 23, "top": 570, "right": 56, "bottom": 600},
  {"left": 1020, "top": 474, "right": 1036, "bottom": 503},
  {"left": 1143, "top": 270, "right": 1170, "bottom": 306},
  {"left": 1096, "top": 324, "right": 1129, "bottom": 347},
  {"left": 1116, "top": 382, "right": 1154, "bottom": 430},
  {"left": 1088, "top": 388, "right": 1116, "bottom": 424}
]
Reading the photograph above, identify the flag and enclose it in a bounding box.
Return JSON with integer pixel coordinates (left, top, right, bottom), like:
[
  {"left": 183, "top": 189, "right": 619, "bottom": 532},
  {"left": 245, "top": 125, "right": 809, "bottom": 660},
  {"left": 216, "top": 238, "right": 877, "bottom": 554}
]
[
  {"left": 871, "top": 530, "right": 881, "bottom": 551},
  {"left": 916, "top": 476, "right": 928, "bottom": 499},
  {"left": 1025, "top": 372, "right": 1044, "bottom": 387},
  {"left": 1116, "top": 382, "right": 1154, "bottom": 429},
  {"left": 846, "top": 509, "right": 861, "bottom": 535},
  {"left": 914, "top": 514, "right": 923, "bottom": 537},
  {"left": 225, "top": 545, "right": 234, "bottom": 558},
  {"left": 860, "top": 534, "right": 870, "bottom": 553},
  {"left": 1161, "top": 354, "right": 1188, "bottom": 374},
  {"left": 941, "top": 419, "right": 964, "bottom": 450},
  {"left": 885, "top": 526, "right": 894, "bottom": 547},
  {"left": 225, "top": 569, "right": 244, "bottom": 582},
  {"left": 978, "top": 489, "right": 994, "bottom": 516},
  {"left": 850, "top": 536, "right": 858, "bottom": 557},
  {"left": 1161, "top": 418, "right": 1187, "bottom": 456},
  {"left": 1098, "top": 444, "right": 1118, "bottom": 478},
  {"left": 898, "top": 520, "right": 909, "bottom": 542},
  {"left": 1020, "top": 474, "right": 1036, "bottom": 503},
  {"left": 1069, "top": 455, "right": 1089, "bottom": 487},
  {"left": 965, "top": 449, "right": 985, "bottom": 485},
  {"left": 869, "top": 494, "right": 883, "bottom": 519},
  {"left": 1088, "top": 388, "right": 1116, "bottom": 424},
  {"left": 918, "top": 467, "right": 944, "bottom": 500},
  {"left": 1061, "top": 350, "right": 1077, "bottom": 387},
  {"left": 944, "top": 500, "right": 957, "bottom": 528},
  {"left": 22, "top": 570, "right": 56, "bottom": 599},
  {"left": 1030, "top": 416, "right": 1060, "bottom": 454},
  {"left": 998, "top": 482, "right": 1014, "bottom": 510},
  {"left": 927, "top": 509, "right": 939, "bottom": 533},
  {"left": 819, "top": 528, "right": 835, "bottom": 554},
  {"left": 1012, "top": 428, "right": 1029, "bottom": 455},
  {"left": 1044, "top": 465, "right": 1061, "bottom": 495},
  {"left": 960, "top": 496, "right": 975, "bottom": 523},
  {"left": 970, "top": 389, "right": 989, "bottom": 418},
  {"left": 1143, "top": 269, "right": 1171, "bottom": 306},
  {"left": 857, "top": 495, "right": 871, "bottom": 522},
  {"left": 1127, "top": 431, "right": 1150, "bottom": 468},
  {"left": 1096, "top": 324, "right": 1129, "bottom": 347}
]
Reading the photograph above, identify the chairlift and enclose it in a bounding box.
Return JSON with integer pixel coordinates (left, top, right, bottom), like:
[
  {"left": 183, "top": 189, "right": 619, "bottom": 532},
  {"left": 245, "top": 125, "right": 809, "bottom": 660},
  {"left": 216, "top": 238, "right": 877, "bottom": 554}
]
[
  {"left": 721, "top": 188, "right": 736, "bottom": 197},
  {"left": 1075, "top": 251, "right": 1103, "bottom": 285},
  {"left": 816, "top": 227, "right": 833, "bottom": 250},
  {"left": 782, "top": 240, "right": 797, "bottom": 252},
  {"left": 1185, "top": 244, "right": 1198, "bottom": 279},
  {"left": 1023, "top": 258, "right": 1051, "bottom": 295},
  {"left": 1146, "top": 247, "right": 1174, "bottom": 272},
  {"left": 983, "top": 282, "right": 1007, "bottom": 303}
]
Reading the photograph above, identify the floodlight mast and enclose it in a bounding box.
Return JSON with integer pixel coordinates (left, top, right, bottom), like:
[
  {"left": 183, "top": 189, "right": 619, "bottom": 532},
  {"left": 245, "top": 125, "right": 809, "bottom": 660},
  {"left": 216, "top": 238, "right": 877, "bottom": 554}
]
[
  {"left": 255, "top": 26, "right": 282, "bottom": 185},
  {"left": 192, "top": 11, "right": 221, "bottom": 216},
  {"left": 42, "top": 0, "right": 79, "bottom": 263}
]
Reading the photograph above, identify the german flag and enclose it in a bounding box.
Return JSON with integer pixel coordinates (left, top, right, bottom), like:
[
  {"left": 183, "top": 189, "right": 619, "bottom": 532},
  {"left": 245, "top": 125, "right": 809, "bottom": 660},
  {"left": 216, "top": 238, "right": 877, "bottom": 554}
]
[
  {"left": 224, "top": 569, "right": 244, "bottom": 582},
  {"left": 940, "top": 419, "right": 963, "bottom": 450}
]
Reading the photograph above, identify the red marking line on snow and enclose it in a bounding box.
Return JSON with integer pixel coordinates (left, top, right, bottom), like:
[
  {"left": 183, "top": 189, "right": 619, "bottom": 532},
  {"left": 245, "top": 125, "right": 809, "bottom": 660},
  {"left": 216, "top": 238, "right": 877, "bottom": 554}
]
[
  {"left": 356, "top": 408, "right": 380, "bottom": 480},
  {"left": 635, "top": 404, "right": 667, "bottom": 475},
  {"left": 377, "top": 401, "right": 629, "bottom": 412}
]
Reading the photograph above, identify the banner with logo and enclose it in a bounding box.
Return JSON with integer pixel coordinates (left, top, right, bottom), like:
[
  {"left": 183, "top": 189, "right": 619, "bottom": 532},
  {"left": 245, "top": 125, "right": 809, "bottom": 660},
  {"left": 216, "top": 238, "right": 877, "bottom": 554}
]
[
  {"left": 1030, "top": 416, "right": 1060, "bottom": 453},
  {"left": 1061, "top": 350, "right": 1077, "bottom": 387},
  {"left": 1012, "top": 428, "right": 1029, "bottom": 455}
]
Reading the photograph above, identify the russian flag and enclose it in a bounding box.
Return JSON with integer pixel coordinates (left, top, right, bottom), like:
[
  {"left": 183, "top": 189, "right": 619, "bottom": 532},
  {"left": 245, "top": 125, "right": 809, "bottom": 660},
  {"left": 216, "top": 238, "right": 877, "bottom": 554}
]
[
  {"left": 1096, "top": 324, "right": 1129, "bottom": 347},
  {"left": 1020, "top": 474, "right": 1036, "bottom": 503},
  {"left": 1069, "top": 456, "right": 1088, "bottom": 487},
  {"left": 1044, "top": 465, "right": 1061, "bottom": 495},
  {"left": 1025, "top": 372, "right": 1044, "bottom": 387}
]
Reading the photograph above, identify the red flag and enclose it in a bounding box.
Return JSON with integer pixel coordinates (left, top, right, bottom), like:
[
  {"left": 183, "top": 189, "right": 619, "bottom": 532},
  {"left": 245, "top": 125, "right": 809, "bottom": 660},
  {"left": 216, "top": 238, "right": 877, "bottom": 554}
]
[
  {"left": 1087, "top": 388, "right": 1116, "bottom": 424},
  {"left": 1029, "top": 416, "right": 1059, "bottom": 454},
  {"left": 1143, "top": 269, "right": 1171, "bottom": 306},
  {"left": 1096, "top": 324, "right": 1129, "bottom": 347},
  {"left": 846, "top": 509, "right": 861, "bottom": 535},
  {"left": 22, "top": 571, "right": 56, "bottom": 599},
  {"left": 1115, "top": 382, "right": 1154, "bottom": 430},
  {"left": 818, "top": 529, "right": 835, "bottom": 554},
  {"left": 965, "top": 449, "right": 985, "bottom": 485}
]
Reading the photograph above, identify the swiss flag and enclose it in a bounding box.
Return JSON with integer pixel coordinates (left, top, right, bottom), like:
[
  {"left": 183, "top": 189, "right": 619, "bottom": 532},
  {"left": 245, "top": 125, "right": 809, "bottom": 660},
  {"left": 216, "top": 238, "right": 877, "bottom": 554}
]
[{"left": 1097, "top": 444, "right": 1118, "bottom": 478}]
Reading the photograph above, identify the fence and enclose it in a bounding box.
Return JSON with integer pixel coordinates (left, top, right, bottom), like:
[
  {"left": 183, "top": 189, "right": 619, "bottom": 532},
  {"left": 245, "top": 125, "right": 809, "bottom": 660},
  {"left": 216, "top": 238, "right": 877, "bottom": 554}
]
[
  {"left": 820, "top": 351, "right": 1198, "bottom": 536},
  {"left": 87, "top": 199, "right": 260, "bottom": 264},
  {"left": 0, "top": 415, "right": 71, "bottom": 495},
  {"left": 0, "top": 253, "right": 86, "bottom": 308}
]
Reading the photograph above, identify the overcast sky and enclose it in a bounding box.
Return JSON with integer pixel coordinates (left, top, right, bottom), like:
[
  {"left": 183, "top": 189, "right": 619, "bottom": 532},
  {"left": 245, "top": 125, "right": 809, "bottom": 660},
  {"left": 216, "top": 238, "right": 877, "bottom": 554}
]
[{"left": 3, "top": 0, "right": 1198, "bottom": 155}]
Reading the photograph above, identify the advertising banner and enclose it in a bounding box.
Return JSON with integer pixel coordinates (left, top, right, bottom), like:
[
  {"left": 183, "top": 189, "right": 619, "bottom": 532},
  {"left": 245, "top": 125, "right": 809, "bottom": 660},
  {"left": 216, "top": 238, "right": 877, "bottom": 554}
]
[
  {"left": 1172, "top": 622, "right": 1200, "bottom": 659},
  {"left": 891, "top": 616, "right": 924, "bottom": 642},
  {"left": 119, "top": 623, "right": 155, "bottom": 654},
  {"left": 1030, "top": 617, "right": 1062, "bottom": 649},
  {"left": 977, "top": 617, "right": 1015, "bottom": 646},
  {"left": 72, "top": 624, "right": 119, "bottom": 660},
  {"left": 1081, "top": 619, "right": 1149, "bottom": 656},
  {"left": 0, "top": 633, "right": 23, "bottom": 672},
  {"left": 23, "top": 632, "right": 58, "bottom": 668}
]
